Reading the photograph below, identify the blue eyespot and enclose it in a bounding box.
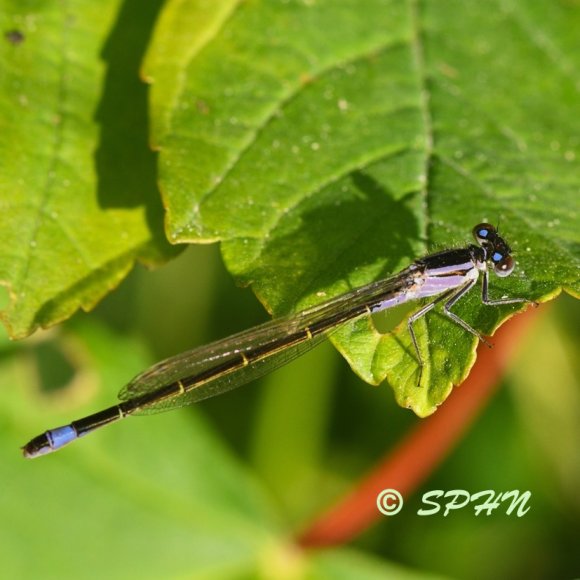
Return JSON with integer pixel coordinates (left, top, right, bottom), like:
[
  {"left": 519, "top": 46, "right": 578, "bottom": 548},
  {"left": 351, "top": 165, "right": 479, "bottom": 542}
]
[
  {"left": 478, "top": 228, "right": 490, "bottom": 238},
  {"left": 492, "top": 251, "right": 503, "bottom": 263}
]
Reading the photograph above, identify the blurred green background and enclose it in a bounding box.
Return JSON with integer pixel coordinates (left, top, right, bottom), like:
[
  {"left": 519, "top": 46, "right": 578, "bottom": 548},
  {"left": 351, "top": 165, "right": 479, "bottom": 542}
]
[{"left": 0, "top": 243, "right": 578, "bottom": 579}]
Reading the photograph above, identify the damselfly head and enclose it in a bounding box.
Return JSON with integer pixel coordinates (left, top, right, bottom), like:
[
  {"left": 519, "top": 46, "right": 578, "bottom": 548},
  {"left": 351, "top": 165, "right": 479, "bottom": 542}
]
[{"left": 472, "top": 222, "right": 515, "bottom": 277}]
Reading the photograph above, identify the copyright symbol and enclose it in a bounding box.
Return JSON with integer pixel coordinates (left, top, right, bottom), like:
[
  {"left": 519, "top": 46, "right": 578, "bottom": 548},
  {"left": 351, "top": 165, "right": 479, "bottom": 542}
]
[{"left": 376, "top": 489, "right": 403, "bottom": 516}]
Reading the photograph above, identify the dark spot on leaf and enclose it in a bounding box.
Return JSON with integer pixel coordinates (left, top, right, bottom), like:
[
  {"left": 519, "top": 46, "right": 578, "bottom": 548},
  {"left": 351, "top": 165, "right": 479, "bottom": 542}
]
[
  {"left": 32, "top": 341, "right": 76, "bottom": 395},
  {"left": 5, "top": 29, "right": 25, "bottom": 45}
]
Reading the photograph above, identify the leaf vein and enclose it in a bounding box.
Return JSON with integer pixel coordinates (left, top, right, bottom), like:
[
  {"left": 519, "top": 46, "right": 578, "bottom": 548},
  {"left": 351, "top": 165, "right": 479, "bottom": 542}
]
[{"left": 192, "top": 39, "right": 411, "bottom": 220}]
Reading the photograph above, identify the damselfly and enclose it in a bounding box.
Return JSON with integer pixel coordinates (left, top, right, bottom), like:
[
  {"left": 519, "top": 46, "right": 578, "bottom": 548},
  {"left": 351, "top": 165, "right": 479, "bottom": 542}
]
[{"left": 23, "top": 223, "right": 532, "bottom": 458}]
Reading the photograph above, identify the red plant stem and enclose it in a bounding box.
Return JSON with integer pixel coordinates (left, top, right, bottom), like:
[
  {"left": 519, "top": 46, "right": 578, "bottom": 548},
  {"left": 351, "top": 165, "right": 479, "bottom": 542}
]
[{"left": 298, "top": 306, "right": 542, "bottom": 548}]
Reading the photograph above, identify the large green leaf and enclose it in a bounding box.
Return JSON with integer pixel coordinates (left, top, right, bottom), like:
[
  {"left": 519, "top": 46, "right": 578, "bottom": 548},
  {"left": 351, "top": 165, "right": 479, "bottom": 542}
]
[
  {"left": 0, "top": 322, "right": 278, "bottom": 578},
  {"left": 0, "top": 0, "right": 176, "bottom": 340},
  {"left": 145, "top": 0, "right": 579, "bottom": 415},
  {"left": 0, "top": 320, "right": 448, "bottom": 579}
]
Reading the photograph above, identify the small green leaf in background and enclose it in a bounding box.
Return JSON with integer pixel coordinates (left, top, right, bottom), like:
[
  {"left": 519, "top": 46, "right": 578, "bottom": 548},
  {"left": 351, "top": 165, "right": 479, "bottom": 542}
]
[
  {"left": 0, "top": 321, "right": 282, "bottom": 578},
  {"left": 0, "top": 0, "right": 176, "bottom": 340},
  {"left": 144, "top": 0, "right": 579, "bottom": 414}
]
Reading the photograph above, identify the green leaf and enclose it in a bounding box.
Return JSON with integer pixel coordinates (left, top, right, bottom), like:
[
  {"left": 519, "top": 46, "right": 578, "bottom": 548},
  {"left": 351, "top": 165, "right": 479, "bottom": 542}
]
[
  {"left": 145, "top": 0, "right": 579, "bottom": 415},
  {"left": 0, "top": 0, "right": 176, "bottom": 340},
  {"left": 0, "top": 322, "right": 280, "bottom": 577},
  {"left": 1, "top": 320, "right": 447, "bottom": 578},
  {"left": 306, "top": 549, "right": 450, "bottom": 580}
]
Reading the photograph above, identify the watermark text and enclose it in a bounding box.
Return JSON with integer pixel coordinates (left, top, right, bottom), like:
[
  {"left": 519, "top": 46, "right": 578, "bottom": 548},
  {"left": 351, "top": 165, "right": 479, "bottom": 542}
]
[{"left": 376, "top": 488, "right": 531, "bottom": 517}]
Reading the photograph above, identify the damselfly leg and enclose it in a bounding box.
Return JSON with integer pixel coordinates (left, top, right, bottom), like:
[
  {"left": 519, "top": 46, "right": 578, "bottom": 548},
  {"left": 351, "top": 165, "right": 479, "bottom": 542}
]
[{"left": 409, "top": 268, "right": 533, "bottom": 388}]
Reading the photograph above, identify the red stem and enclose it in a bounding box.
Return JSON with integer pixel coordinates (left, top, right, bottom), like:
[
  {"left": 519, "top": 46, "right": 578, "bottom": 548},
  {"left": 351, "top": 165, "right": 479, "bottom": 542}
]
[{"left": 297, "top": 306, "right": 541, "bottom": 548}]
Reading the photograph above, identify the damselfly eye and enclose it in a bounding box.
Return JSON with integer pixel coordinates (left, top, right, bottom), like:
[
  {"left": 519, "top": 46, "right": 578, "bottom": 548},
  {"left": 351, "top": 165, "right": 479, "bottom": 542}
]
[
  {"left": 494, "top": 254, "right": 514, "bottom": 277},
  {"left": 491, "top": 251, "right": 503, "bottom": 263},
  {"left": 473, "top": 222, "right": 496, "bottom": 244}
]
